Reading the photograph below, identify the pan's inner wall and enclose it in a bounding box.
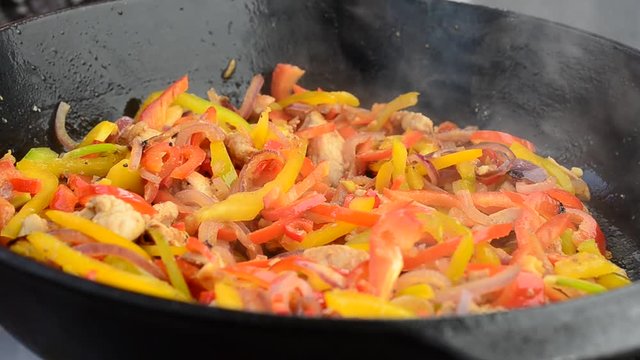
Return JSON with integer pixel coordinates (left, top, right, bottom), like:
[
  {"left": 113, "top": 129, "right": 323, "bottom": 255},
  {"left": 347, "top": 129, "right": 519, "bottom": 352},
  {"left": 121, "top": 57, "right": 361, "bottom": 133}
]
[{"left": 0, "top": 0, "right": 638, "bottom": 277}]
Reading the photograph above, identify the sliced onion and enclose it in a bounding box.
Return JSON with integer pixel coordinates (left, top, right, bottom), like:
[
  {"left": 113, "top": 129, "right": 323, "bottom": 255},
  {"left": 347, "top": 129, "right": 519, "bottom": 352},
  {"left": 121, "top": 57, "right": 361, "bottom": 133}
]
[
  {"left": 285, "top": 103, "right": 314, "bottom": 118},
  {"left": 434, "top": 127, "right": 476, "bottom": 144},
  {"left": 226, "top": 222, "right": 262, "bottom": 260},
  {"left": 174, "top": 189, "right": 216, "bottom": 207},
  {"left": 74, "top": 243, "right": 167, "bottom": 280},
  {"left": 343, "top": 132, "right": 384, "bottom": 176},
  {"left": 456, "top": 290, "right": 475, "bottom": 315},
  {"left": 435, "top": 265, "right": 520, "bottom": 302},
  {"left": 114, "top": 116, "right": 134, "bottom": 133},
  {"left": 515, "top": 177, "right": 556, "bottom": 194},
  {"left": 456, "top": 189, "right": 492, "bottom": 226},
  {"left": 237, "top": 74, "right": 265, "bottom": 119},
  {"left": 50, "top": 229, "right": 95, "bottom": 245},
  {"left": 488, "top": 207, "right": 522, "bottom": 224},
  {"left": 139, "top": 168, "right": 162, "bottom": 184},
  {"left": 295, "top": 259, "right": 347, "bottom": 288},
  {"left": 233, "top": 151, "right": 283, "bottom": 193},
  {"left": 471, "top": 142, "right": 515, "bottom": 181},
  {"left": 175, "top": 122, "right": 225, "bottom": 146},
  {"left": 396, "top": 269, "right": 451, "bottom": 291},
  {"left": 198, "top": 220, "right": 223, "bottom": 245},
  {"left": 129, "top": 137, "right": 143, "bottom": 170},
  {"left": 508, "top": 159, "right": 547, "bottom": 183},
  {"left": 54, "top": 101, "right": 78, "bottom": 151}
]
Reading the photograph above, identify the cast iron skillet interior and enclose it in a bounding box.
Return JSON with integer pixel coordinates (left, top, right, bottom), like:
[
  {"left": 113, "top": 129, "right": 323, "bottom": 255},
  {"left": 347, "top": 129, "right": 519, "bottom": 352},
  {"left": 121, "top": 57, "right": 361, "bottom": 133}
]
[{"left": 0, "top": 0, "right": 639, "bottom": 359}]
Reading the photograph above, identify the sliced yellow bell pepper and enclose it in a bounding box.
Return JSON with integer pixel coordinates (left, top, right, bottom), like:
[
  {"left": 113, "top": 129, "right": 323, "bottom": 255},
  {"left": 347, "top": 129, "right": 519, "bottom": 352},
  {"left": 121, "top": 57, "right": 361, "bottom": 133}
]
[
  {"left": 325, "top": 290, "right": 414, "bottom": 319},
  {"left": 196, "top": 141, "right": 307, "bottom": 222},
  {"left": 345, "top": 229, "right": 371, "bottom": 251},
  {"left": 276, "top": 90, "right": 360, "bottom": 108},
  {"left": 405, "top": 165, "right": 424, "bottom": 190},
  {"left": 597, "top": 273, "right": 631, "bottom": 289},
  {"left": 371, "top": 92, "right": 419, "bottom": 131},
  {"left": 136, "top": 91, "right": 162, "bottom": 119},
  {"left": 10, "top": 240, "right": 46, "bottom": 262},
  {"left": 214, "top": 281, "right": 243, "bottom": 310},
  {"left": 45, "top": 210, "right": 150, "bottom": 260},
  {"left": 209, "top": 141, "right": 237, "bottom": 187},
  {"left": 397, "top": 283, "right": 434, "bottom": 299},
  {"left": 473, "top": 242, "right": 501, "bottom": 265},
  {"left": 17, "top": 153, "right": 126, "bottom": 177},
  {"left": 554, "top": 252, "right": 620, "bottom": 279},
  {"left": 78, "top": 121, "right": 118, "bottom": 147},
  {"left": 26, "top": 232, "right": 187, "bottom": 301},
  {"left": 509, "top": 142, "right": 574, "bottom": 193},
  {"left": 148, "top": 227, "right": 192, "bottom": 300},
  {"left": 63, "top": 143, "right": 127, "bottom": 159},
  {"left": 446, "top": 229, "right": 474, "bottom": 282},
  {"left": 250, "top": 108, "right": 271, "bottom": 149},
  {"left": 174, "top": 93, "right": 251, "bottom": 132},
  {"left": 23, "top": 147, "right": 58, "bottom": 161},
  {"left": 430, "top": 149, "right": 482, "bottom": 170},
  {"left": 9, "top": 192, "right": 32, "bottom": 208},
  {"left": 141, "top": 245, "right": 187, "bottom": 257},
  {"left": 106, "top": 159, "right": 144, "bottom": 195},
  {"left": 391, "top": 138, "right": 408, "bottom": 185},
  {"left": 301, "top": 197, "right": 374, "bottom": 249},
  {"left": 560, "top": 229, "right": 576, "bottom": 255},
  {"left": 577, "top": 239, "right": 601, "bottom": 256},
  {"left": 455, "top": 161, "right": 476, "bottom": 193},
  {"left": 375, "top": 161, "right": 393, "bottom": 192},
  {"left": 1, "top": 168, "right": 58, "bottom": 239}
]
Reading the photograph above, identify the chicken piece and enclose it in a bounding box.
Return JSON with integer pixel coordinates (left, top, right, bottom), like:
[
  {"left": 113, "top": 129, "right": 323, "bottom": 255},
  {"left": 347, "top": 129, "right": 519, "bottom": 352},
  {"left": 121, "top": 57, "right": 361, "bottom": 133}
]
[
  {"left": 390, "top": 111, "right": 434, "bottom": 134},
  {"left": 185, "top": 172, "right": 216, "bottom": 199},
  {"left": 253, "top": 94, "right": 276, "bottom": 115},
  {"left": 301, "top": 111, "right": 345, "bottom": 185},
  {"left": 17, "top": 214, "right": 48, "bottom": 237},
  {"left": 118, "top": 121, "right": 161, "bottom": 144},
  {"left": 147, "top": 220, "right": 188, "bottom": 246},
  {"left": 150, "top": 202, "right": 179, "bottom": 226},
  {"left": 303, "top": 245, "right": 369, "bottom": 271},
  {"left": 78, "top": 195, "right": 145, "bottom": 241},
  {"left": 225, "top": 132, "right": 258, "bottom": 167}
]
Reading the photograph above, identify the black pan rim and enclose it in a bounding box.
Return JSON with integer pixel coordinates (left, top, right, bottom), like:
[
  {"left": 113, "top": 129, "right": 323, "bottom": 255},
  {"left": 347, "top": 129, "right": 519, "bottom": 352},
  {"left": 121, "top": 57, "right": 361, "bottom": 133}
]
[{"left": 1, "top": 1, "right": 640, "bottom": 357}]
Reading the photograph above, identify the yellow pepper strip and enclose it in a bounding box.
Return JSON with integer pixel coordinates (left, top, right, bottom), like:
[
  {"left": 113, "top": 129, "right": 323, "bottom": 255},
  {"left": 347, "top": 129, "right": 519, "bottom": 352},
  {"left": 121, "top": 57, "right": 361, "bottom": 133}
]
[
  {"left": 397, "top": 284, "right": 434, "bottom": 299},
  {"left": 174, "top": 93, "right": 251, "bottom": 132},
  {"left": 446, "top": 229, "right": 474, "bottom": 282},
  {"left": 9, "top": 192, "right": 32, "bottom": 208},
  {"left": 10, "top": 240, "right": 46, "bottom": 262},
  {"left": 419, "top": 211, "right": 469, "bottom": 244},
  {"left": 214, "top": 281, "right": 243, "bottom": 310},
  {"left": 560, "top": 229, "right": 576, "bottom": 255},
  {"left": 275, "top": 90, "right": 360, "bottom": 108},
  {"left": 509, "top": 142, "right": 574, "bottom": 193},
  {"left": 136, "top": 91, "right": 162, "bottom": 119},
  {"left": 577, "top": 239, "right": 601, "bottom": 256},
  {"left": 103, "top": 255, "right": 147, "bottom": 276},
  {"left": 455, "top": 161, "right": 476, "bottom": 193},
  {"left": 23, "top": 147, "right": 58, "bottom": 161},
  {"left": 165, "top": 105, "right": 184, "bottom": 127},
  {"left": 106, "top": 159, "right": 145, "bottom": 195},
  {"left": 544, "top": 275, "right": 607, "bottom": 294},
  {"left": 414, "top": 141, "right": 438, "bottom": 156},
  {"left": 2, "top": 168, "right": 58, "bottom": 239},
  {"left": 26, "top": 232, "right": 187, "bottom": 301},
  {"left": 597, "top": 273, "right": 631, "bottom": 289},
  {"left": 250, "top": 108, "right": 271, "bottom": 149},
  {"left": 430, "top": 149, "right": 483, "bottom": 170},
  {"left": 375, "top": 161, "right": 393, "bottom": 192},
  {"left": 196, "top": 142, "right": 307, "bottom": 222},
  {"left": 371, "top": 92, "right": 419, "bottom": 131},
  {"left": 45, "top": 210, "right": 151, "bottom": 260},
  {"left": 301, "top": 197, "right": 375, "bottom": 249},
  {"left": 405, "top": 165, "right": 424, "bottom": 190},
  {"left": 325, "top": 290, "right": 414, "bottom": 318},
  {"left": 209, "top": 141, "right": 237, "bottom": 187},
  {"left": 473, "top": 242, "right": 501, "bottom": 265},
  {"left": 141, "top": 245, "right": 187, "bottom": 257},
  {"left": 63, "top": 143, "right": 127, "bottom": 159},
  {"left": 17, "top": 153, "right": 126, "bottom": 178},
  {"left": 340, "top": 180, "right": 357, "bottom": 193},
  {"left": 345, "top": 229, "right": 371, "bottom": 251},
  {"left": 78, "top": 121, "right": 118, "bottom": 147},
  {"left": 391, "top": 139, "right": 407, "bottom": 184},
  {"left": 554, "top": 252, "right": 621, "bottom": 279},
  {"left": 148, "top": 228, "right": 193, "bottom": 300}
]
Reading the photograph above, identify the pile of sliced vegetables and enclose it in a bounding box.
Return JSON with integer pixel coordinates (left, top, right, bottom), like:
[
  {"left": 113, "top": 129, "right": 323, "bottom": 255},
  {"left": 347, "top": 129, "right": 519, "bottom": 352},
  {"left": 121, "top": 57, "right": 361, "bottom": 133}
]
[{"left": 0, "top": 63, "right": 630, "bottom": 318}]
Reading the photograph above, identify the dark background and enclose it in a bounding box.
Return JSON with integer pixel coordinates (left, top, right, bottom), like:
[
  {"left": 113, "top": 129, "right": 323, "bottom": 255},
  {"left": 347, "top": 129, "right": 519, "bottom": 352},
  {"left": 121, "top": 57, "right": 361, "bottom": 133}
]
[{"left": 1, "top": 0, "right": 640, "bottom": 359}]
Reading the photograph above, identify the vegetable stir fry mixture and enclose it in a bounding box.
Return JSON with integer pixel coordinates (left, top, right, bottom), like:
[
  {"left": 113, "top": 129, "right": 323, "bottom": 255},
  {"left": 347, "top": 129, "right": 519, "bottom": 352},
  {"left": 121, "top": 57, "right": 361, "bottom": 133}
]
[{"left": 0, "top": 63, "right": 630, "bottom": 318}]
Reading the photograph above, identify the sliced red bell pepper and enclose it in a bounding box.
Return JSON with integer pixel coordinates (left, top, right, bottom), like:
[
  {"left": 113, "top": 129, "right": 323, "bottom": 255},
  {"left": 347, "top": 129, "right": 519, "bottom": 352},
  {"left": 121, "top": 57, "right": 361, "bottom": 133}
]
[
  {"left": 495, "top": 271, "right": 545, "bottom": 309},
  {"left": 384, "top": 188, "right": 461, "bottom": 209},
  {"left": 402, "top": 130, "right": 424, "bottom": 148},
  {"left": 356, "top": 149, "right": 392, "bottom": 163},
  {"left": 76, "top": 184, "right": 156, "bottom": 215},
  {"left": 49, "top": 184, "right": 79, "bottom": 212},
  {"left": 9, "top": 177, "right": 42, "bottom": 194},
  {"left": 545, "top": 188, "right": 584, "bottom": 210},
  {"left": 66, "top": 174, "right": 92, "bottom": 191},
  {"left": 139, "top": 75, "right": 189, "bottom": 130},
  {"left": 470, "top": 130, "right": 536, "bottom": 152},
  {"left": 595, "top": 223, "right": 607, "bottom": 256},
  {"left": 308, "top": 203, "right": 381, "bottom": 227},
  {"left": 295, "top": 122, "right": 336, "bottom": 139},
  {"left": 271, "top": 63, "right": 306, "bottom": 101},
  {"left": 403, "top": 223, "right": 513, "bottom": 270},
  {"left": 248, "top": 220, "right": 286, "bottom": 244},
  {"left": 283, "top": 218, "right": 314, "bottom": 242},
  {"left": 535, "top": 213, "right": 572, "bottom": 252},
  {"left": 261, "top": 193, "right": 325, "bottom": 221},
  {"left": 170, "top": 145, "right": 207, "bottom": 179}
]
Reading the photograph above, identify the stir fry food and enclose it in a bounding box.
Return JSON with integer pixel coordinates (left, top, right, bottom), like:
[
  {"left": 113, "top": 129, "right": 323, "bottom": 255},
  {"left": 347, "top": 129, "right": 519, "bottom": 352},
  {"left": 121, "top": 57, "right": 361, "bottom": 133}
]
[{"left": 0, "top": 63, "right": 630, "bottom": 318}]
